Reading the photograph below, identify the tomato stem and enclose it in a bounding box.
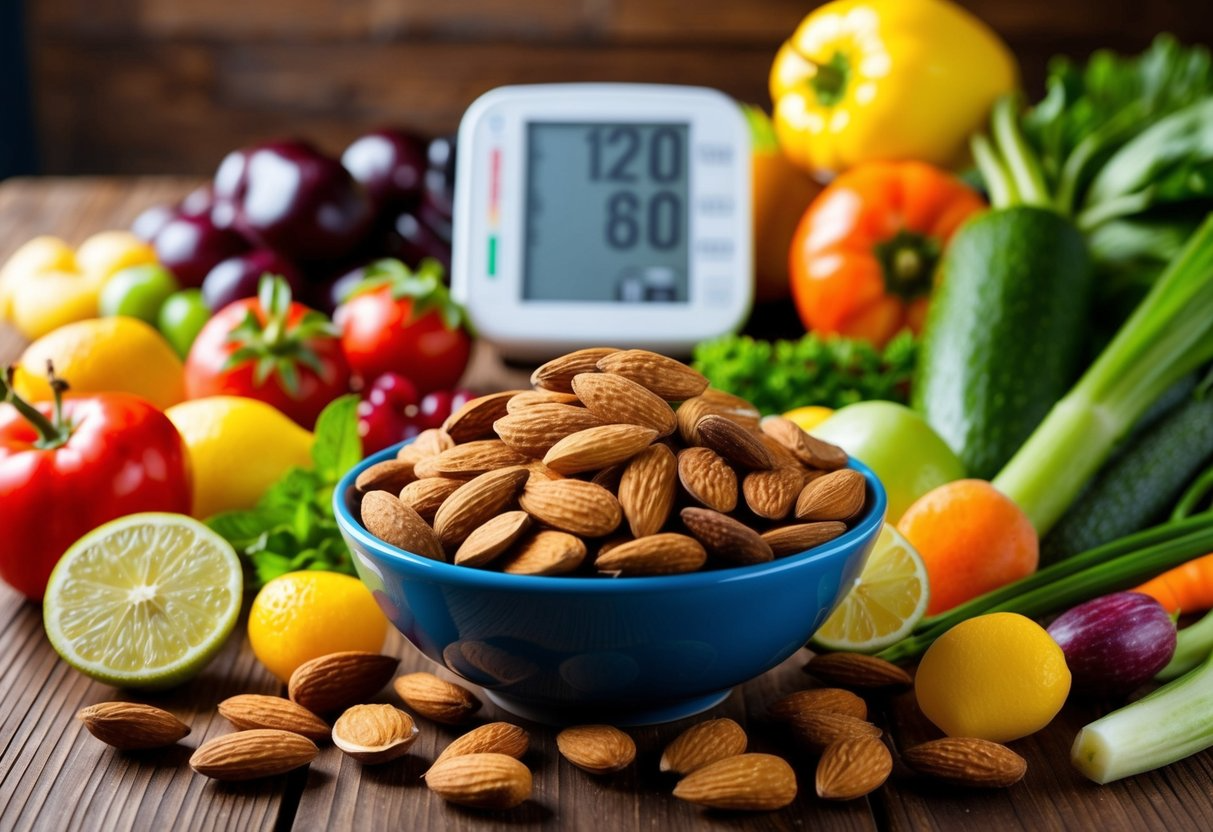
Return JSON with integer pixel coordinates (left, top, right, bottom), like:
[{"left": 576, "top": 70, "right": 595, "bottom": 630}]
[{"left": 0, "top": 362, "right": 71, "bottom": 448}]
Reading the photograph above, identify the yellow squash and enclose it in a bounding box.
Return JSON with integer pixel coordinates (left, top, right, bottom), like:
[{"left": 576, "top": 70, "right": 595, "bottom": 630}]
[{"left": 769, "top": 0, "right": 1018, "bottom": 175}]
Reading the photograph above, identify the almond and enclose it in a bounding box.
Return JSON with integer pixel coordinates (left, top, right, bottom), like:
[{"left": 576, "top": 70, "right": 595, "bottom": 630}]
[
  {"left": 788, "top": 711, "right": 882, "bottom": 752},
  {"left": 761, "top": 522, "right": 848, "bottom": 557},
  {"left": 360, "top": 491, "right": 445, "bottom": 561},
  {"left": 425, "top": 752, "right": 532, "bottom": 809},
  {"left": 542, "top": 423, "right": 657, "bottom": 474},
  {"left": 355, "top": 459, "right": 416, "bottom": 494},
  {"left": 532, "top": 347, "right": 620, "bottom": 393},
  {"left": 816, "top": 736, "right": 892, "bottom": 800},
  {"left": 499, "top": 530, "right": 587, "bottom": 576},
  {"left": 217, "top": 694, "right": 330, "bottom": 742},
  {"left": 695, "top": 415, "right": 775, "bottom": 470},
  {"left": 398, "top": 476, "right": 462, "bottom": 521},
  {"left": 288, "top": 651, "right": 400, "bottom": 713},
  {"left": 556, "top": 724, "right": 636, "bottom": 773},
  {"left": 525, "top": 459, "right": 564, "bottom": 484},
  {"left": 571, "top": 372, "right": 676, "bottom": 436},
  {"left": 595, "top": 349, "right": 709, "bottom": 400},
  {"left": 393, "top": 672, "right": 482, "bottom": 724},
  {"left": 743, "top": 467, "right": 804, "bottom": 520},
  {"left": 795, "top": 469, "right": 867, "bottom": 522},
  {"left": 676, "top": 391, "right": 761, "bottom": 444},
  {"left": 618, "top": 443, "right": 677, "bottom": 537},
  {"left": 677, "top": 447, "right": 738, "bottom": 512},
  {"left": 759, "top": 433, "right": 803, "bottom": 469},
  {"left": 442, "top": 390, "right": 524, "bottom": 443},
  {"left": 680, "top": 507, "right": 773, "bottom": 566},
  {"left": 189, "top": 729, "right": 318, "bottom": 781},
  {"left": 397, "top": 428, "right": 455, "bottom": 464},
  {"left": 414, "top": 439, "right": 529, "bottom": 479},
  {"left": 331, "top": 703, "right": 419, "bottom": 764},
  {"left": 493, "top": 404, "right": 608, "bottom": 457},
  {"left": 433, "top": 722, "right": 531, "bottom": 767},
  {"left": 590, "top": 462, "right": 625, "bottom": 491},
  {"left": 76, "top": 702, "right": 190, "bottom": 750},
  {"left": 902, "top": 737, "right": 1027, "bottom": 788},
  {"left": 768, "top": 688, "right": 867, "bottom": 722},
  {"left": 519, "top": 478, "right": 622, "bottom": 537},
  {"left": 433, "top": 466, "right": 529, "bottom": 549},
  {"left": 455, "top": 511, "right": 532, "bottom": 568},
  {"left": 595, "top": 532, "right": 706, "bottom": 576},
  {"left": 672, "top": 753, "right": 797, "bottom": 811},
  {"left": 506, "top": 389, "right": 581, "bottom": 413},
  {"left": 660, "top": 718, "right": 748, "bottom": 776},
  {"left": 761, "top": 416, "right": 849, "bottom": 470},
  {"left": 804, "top": 652, "right": 911, "bottom": 689}
]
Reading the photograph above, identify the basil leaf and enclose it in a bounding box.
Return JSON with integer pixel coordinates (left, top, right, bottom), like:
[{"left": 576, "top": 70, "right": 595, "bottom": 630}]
[{"left": 311, "top": 394, "right": 362, "bottom": 482}]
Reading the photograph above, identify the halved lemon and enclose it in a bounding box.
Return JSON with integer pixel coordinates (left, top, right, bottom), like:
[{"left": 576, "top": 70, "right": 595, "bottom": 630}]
[
  {"left": 43, "top": 513, "right": 243, "bottom": 689},
  {"left": 811, "top": 523, "right": 929, "bottom": 653}
]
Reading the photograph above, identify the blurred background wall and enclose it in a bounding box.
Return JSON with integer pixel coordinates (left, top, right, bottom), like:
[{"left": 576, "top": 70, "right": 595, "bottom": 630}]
[{"left": 21, "top": 0, "right": 1213, "bottom": 175}]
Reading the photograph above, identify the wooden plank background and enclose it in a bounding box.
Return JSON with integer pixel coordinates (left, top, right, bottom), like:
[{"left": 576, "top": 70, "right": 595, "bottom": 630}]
[{"left": 25, "top": 0, "right": 1213, "bottom": 175}]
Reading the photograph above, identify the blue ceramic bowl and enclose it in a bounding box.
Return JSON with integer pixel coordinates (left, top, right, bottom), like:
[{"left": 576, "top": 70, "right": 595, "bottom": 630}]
[{"left": 335, "top": 442, "right": 887, "bottom": 726}]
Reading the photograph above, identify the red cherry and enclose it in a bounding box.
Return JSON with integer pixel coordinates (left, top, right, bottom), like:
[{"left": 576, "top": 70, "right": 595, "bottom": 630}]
[
  {"left": 357, "top": 397, "right": 410, "bottom": 455},
  {"left": 369, "top": 372, "right": 420, "bottom": 413}
]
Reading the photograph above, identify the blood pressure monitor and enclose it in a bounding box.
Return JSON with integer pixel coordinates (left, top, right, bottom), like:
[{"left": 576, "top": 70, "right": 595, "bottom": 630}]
[{"left": 451, "top": 84, "right": 752, "bottom": 361}]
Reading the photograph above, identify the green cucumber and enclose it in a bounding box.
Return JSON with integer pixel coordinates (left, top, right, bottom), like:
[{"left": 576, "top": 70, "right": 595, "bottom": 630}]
[
  {"left": 1041, "top": 389, "right": 1213, "bottom": 564},
  {"left": 914, "top": 206, "right": 1093, "bottom": 479}
]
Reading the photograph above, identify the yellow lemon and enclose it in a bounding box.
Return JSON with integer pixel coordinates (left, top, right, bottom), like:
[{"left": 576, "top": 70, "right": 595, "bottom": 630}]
[
  {"left": 75, "top": 230, "right": 157, "bottom": 281},
  {"left": 166, "top": 396, "right": 313, "bottom": 519},
  {"left": 248, "top": 571, "right": 388, "bottom": 682},
  {"left": 0, "top": 236, "right": 77, "bottom": 319},
  {"left": 14, "top": 316, "right": 185, "bottom": 408},
  {"left": 915, "top": 612, "right": 1071, "bottom": 743},
  {"left": 7, "top": 270, "right": 104, "bottom": 339},
  {"left": 782, "top": 405, "right": 834, "bottom": 432}
]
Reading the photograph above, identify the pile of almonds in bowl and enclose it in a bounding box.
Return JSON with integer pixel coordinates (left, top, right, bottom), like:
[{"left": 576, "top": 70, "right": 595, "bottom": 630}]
[{"left": 356, "top": 348, "right": 871, "bottom": 576}]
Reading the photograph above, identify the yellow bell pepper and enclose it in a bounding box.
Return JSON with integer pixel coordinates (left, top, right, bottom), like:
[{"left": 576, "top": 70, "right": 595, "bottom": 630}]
[
  {"left": 769, "top": 0, "right": 1018, "bottom": 175},
  {"left": 0, "top": 231, "right": 156, "bottom": 339}
]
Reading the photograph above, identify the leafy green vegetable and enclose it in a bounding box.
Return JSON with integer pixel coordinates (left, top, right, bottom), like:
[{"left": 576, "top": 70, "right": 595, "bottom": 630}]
[
  {"left": 208, "top": 395, "right": 362, "bottom": 589},
  {"left": 692, "top": 331, "right": 916, "bottom": 415}
]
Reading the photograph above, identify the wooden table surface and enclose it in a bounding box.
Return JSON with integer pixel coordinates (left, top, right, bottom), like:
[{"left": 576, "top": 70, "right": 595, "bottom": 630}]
[{"left": 1, "top": 177, "right": 1210, "bottom": 832}]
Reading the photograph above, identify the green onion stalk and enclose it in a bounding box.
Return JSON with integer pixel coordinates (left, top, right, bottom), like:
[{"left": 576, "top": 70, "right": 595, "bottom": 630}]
[{"left": 992, "top": 213, "right": 1213, "bottom": 534}]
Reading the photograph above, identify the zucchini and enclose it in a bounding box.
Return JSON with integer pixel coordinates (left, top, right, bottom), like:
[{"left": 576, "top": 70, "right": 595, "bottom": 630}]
[
  {"left": 914, "top": 206, "right": 1093, "bottom": 479},
  {"left": 1041, "top": 389, "right": 1213, "bottom": 564}
]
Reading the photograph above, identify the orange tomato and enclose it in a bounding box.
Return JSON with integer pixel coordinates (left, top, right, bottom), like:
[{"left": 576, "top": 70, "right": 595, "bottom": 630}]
[{"left": 789, "top": 160, "right": 985, "bottom": 346}]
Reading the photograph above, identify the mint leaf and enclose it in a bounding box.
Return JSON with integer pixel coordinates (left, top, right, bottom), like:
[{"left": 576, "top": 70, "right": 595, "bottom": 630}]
[
  {"left": 310, "top": 394, "right": 362, "bottom": 482},
  {"left": 208, "top": 507, "right": 294, "bottom": 543}
]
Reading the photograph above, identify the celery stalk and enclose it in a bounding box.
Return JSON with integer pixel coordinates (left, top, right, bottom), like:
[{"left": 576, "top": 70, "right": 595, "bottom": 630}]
[
  {"left": 994, "top": 214, "right": 1213, "bottom": 533},
  {"left": 1156, "top": 608, "right": 1213, "bottom": 681},
  {"left": 1072, "top": 651, "right": 1213, "bottom": 783}
]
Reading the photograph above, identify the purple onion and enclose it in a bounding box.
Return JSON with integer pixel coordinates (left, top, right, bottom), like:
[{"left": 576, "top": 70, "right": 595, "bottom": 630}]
[
  {"left": 201, "top": 249, "right": 304, "bottom": 311},
  {"left": 1048, "top": 592, "right": 1176, "bottom": 695}
]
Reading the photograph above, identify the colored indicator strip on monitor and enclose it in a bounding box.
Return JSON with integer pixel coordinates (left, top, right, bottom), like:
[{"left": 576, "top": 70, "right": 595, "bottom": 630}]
[{"left": 487, "top": 147, "right": 501, "bottom": 277}]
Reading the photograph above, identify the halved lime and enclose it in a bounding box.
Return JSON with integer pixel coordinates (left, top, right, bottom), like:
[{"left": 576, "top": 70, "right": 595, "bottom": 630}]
[
  {"left": 811, "top": 523, "right": 929, "bottom": 653},
  {"left": 43, "top": 513, "right": 243, "bottom": 689}
]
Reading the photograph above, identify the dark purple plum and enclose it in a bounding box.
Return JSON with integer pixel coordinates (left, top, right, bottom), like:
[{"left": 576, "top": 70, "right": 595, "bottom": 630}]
[
  {"left": 418, "top": 200, "right": 452, "bottom": 244},
  {"left": 342, "top": 129, "right": 427, "bottom": 211},
  {"left": 211, "top": 147, "right": 250, "bottom": 230},
  {"left": 1048, "top": 591, "right": 1177, "bottom": 695},
  {"left": 201, "top": 249, "right": 305, "bottom": 312},
  {"left": 383, "top": 211, "right": 451, "bottom": 273},
  {"left": 131, "top": 203, "right": 177, "bottom": 242},
  {"left": 180, "top": 184, "right": 216, "bottom": 218},
  {"left": 153, "top": 213, "right": 249, "bottom": 288},
  {"left": 423, "top": 135, "right": 456, "bottom": 219},
  {"left": 219, "top": 140, "right": 374, "bottom": 262}
]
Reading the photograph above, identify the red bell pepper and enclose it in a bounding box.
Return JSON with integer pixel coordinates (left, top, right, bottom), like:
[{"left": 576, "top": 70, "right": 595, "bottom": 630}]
[{"left": 0, "top": 365, "right": 192, "bottom": 599}]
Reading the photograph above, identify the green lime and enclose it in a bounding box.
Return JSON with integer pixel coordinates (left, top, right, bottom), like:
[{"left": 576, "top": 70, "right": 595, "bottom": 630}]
[
  {"left": 99, "top": 264, "right": 180, "bottom": 324},
  {"left": 157, "top": 288, "right": 211, "bottom": 358},
  {"left": 43, "top": 513, "right": 243, "bottom": 689}
]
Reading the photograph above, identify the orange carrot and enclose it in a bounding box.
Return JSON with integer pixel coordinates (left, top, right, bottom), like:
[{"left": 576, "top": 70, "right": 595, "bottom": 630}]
[{"left": 1133, "top": 552, "right": 1213, "bottom": 614}]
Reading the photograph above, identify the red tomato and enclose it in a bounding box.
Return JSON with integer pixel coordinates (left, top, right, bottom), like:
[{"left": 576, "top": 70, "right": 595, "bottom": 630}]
[
  {"left": 336, "top": 260, "right": 471, "bottom": 395},
  {"left": 0, "top": 386, "right": 191, "bottom": 600},
  {"left": 185, "top": 277, "right": 350, "bottom": 427}
]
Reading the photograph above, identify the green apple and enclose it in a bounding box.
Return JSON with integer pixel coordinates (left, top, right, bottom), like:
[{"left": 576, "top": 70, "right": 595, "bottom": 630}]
[
  {"left": 811, "top": 401, "right": 966, "bottom": 523},
  {"left": 99, "top": 264, "right": 179, "bottom": 324}
]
